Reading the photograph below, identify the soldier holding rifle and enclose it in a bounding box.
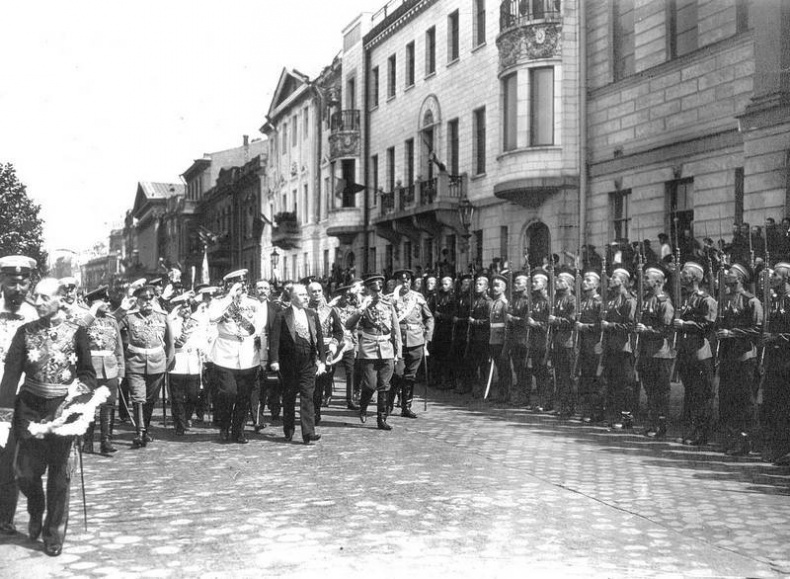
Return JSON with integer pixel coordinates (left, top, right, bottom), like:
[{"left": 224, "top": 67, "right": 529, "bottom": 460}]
[
  {"left": 673, "top": 260, "right": 717, "bottom": 446},
  {"left": 526, "top": 267, "right": 551, "bottom": 411},
  {"left": 575, "top": 267, "right": 604, "bottom": 423},
  {"left": 549, "top": 265, "right": 577, "bottom": 417},
  {"left": 715, "top": 262, "right": 762, "bottom": 456},
  {"left": 600, "top": 266, "right": 637, "bottom": 429},
  {"left": 506, "top": 271, "right": 531, "bottom": 406}
]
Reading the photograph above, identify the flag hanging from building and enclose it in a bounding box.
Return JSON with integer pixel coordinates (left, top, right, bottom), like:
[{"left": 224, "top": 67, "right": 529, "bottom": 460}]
[{"left": 334, "top": 177, "right": 366, "bottom": 198}]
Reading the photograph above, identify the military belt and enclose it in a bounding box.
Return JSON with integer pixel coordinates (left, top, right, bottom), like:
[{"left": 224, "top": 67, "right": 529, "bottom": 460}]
[
  {"left": 90, "top": 350, "right": 115, "bottom": 357},
  {"left": 128, "top": 344, "right": 165, "bottom": 355},
  {"left": 490, "top": 322, "right": 506, "bottom": 328}
]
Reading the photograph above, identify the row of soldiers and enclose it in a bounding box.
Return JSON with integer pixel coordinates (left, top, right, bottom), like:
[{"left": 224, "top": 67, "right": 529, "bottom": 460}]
[{"left": 423, "top": 255, "right": 790, "bottom": 465}]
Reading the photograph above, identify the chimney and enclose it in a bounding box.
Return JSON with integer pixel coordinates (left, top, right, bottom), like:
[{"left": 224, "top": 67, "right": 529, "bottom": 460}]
[{"left": 243, "top": 135, "right": 249, "bottom": 147}]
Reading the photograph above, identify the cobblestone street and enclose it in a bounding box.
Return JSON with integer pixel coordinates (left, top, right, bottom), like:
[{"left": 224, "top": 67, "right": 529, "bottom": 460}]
[{"left": 1, "top": 382, "right": 789, "bottom": 578}]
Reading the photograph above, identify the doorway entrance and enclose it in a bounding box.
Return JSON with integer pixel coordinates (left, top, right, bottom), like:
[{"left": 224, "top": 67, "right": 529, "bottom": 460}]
[{"left": 522, "top": 221, "right": 550, "bottom": 269}]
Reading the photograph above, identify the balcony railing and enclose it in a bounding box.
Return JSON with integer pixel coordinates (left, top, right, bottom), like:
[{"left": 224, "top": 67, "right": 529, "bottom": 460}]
[
  {"left": 330, "top": 110, "right": 361, "bottom": 133},
  {"left": 499, "top": 0, "right": 561, "bottom": 30},
  {"left": 378, "top": 174, "right": 465, "bottom": 218}
]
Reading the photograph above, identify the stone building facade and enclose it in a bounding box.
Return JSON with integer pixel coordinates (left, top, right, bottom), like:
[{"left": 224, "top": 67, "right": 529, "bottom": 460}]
[
  {"left": 585, "top": 0, "right": 790, "bottom": 253},
  {"left": 362, "top": 0, "right": 583, "bottom": 274}
]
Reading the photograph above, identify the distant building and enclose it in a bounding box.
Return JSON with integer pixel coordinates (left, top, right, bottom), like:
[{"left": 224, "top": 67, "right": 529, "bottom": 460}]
[{"left": 128, "top": 181, "right": 185, "bottom": 276}]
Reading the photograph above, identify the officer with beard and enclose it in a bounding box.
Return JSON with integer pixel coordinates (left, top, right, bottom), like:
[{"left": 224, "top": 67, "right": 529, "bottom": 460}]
[{"left": 0, "top": 255, "right": 38, "bottom": 536}]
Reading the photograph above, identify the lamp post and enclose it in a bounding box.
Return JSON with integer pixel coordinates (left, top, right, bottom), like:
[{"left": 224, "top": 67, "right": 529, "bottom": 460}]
[
  {"left": 457, "top": 194, "right": 475, "bottom": 270},
  {"left": 270, "top": 247, "right": 280, "bottom": 286}
]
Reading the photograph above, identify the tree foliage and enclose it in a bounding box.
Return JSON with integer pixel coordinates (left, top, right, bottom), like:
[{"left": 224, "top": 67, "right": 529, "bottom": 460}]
[{"left": 0, "top": 163, "right": 47, "bottom": 270}]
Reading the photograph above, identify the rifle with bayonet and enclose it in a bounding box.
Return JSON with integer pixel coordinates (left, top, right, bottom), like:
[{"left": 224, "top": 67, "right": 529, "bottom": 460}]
[
  {"left": 595, "top": 250, "right": 608, "bottom": 377},
  {"left": 571, "top": 247, "right": 583, "bottom": 377},
  {"left": 633, "top": 241, "right": 645, "bottom": 383},
  {"left": 543, "top": 256, "right": 555, "bottom": 365},
  {"left": 670, "top": 217, "right": 682, "bottom": 381}
]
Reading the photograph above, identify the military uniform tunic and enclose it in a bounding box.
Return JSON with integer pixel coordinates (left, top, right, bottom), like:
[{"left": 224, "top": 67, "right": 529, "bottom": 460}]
[
  {"left": 602, "top": 292, "right": 637, "bottom": 421},
  {"left": 638, "top": 292, "right": 675, "bottom": 429},
  {"left": 761, "top": 290, "right": 790, "bottom": 460},
  {"left": 676, "top": 289, "right": 717, "bottom": 440}
]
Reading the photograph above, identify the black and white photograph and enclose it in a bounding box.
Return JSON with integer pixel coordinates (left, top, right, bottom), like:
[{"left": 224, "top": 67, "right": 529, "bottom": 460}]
[{"left": 1, "top": 0, "right": 789, "bottom": 576}]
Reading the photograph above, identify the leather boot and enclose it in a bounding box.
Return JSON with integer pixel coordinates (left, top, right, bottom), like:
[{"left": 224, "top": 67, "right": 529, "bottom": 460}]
[
  {"left": 646, "top": 416, "right": 667, "bottom": 439},
  {"left": 132, "top": 403, "right": 146, "bottom": 448},
  {"left": 81, "top": 419, "right": 95, "bottom": 454},
  {"left": 401, "top": 381, "right": 417, "bottom": 418},
  {"left": 377, "top": 394, "right": 392, "bottom": 431},
  {"left": 100, "top": 405, "right": 117, "bottom": 454},
  {"left": 142, "top": 401, "right": 155, "bottom": 444},
  {"left": 358, "top": 389, "right": 373, "bottom": 423},
  {"left": 386, "top": 387, "right": 397, "bottom": 416}
]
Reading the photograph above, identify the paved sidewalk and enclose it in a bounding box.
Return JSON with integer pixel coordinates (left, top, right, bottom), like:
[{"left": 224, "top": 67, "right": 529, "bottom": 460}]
[{"left": 0, "top": 384, "right": 788, "bottom": 578}]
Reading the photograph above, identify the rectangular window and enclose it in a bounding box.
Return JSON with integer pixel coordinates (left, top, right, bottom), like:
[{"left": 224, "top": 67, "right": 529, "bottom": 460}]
[
  {"left": 613, "top": 0, "right": 635, "bottom": 81},
  {"left": 303, "top": 253, "right": 308, "bottom": 277},
  {"left": 341, "top": 159, "right": 356, "bottom": 208},
  {"left": 447, "top": 118, "right": 459, "bottom": 175},
  {"left": 386, "top": 244, "right": 393, "bottom": 271},
  {"left": 303, "top": 184, "right": 309, "bottom": 222},
  {"left": 474, "top": 0, "right": 486, "bottom": 47},
  {"left": 303, "top": 107, "right": 309, "bottom": 139},
  {"left": 347, "top": 77, "right": 356, "bottom": 110},
  {"left": 448, "top": 10, "right": 460, "bottom": 62},
  {"left": 425, "top": 27, "right": 436, "bottom": 75},
  {"left": 503, "top": 72, "right": 518, "bottom": 151},
  {"left": 281, "top": 123, "right": 287, "bottom": 154},
  {"left": 323, "top": 249, "right": 329, "bottom": 277},
  {"left": 406, "top": 42, "right": 415, "bottom": 87},
  {"left": 323, "top": 176, "right": 330, "bottom": 217},
  {"left": 473, "top": 107, "right": 486, "bottom": 175},
  {"left": 667, "top": 178, "right": 694, "bottom": 240},
  {"left": 404, "top": 241, "right": 412, "bottom": 269},
  {"left": 669, "top": 0, "right": 698, "bottom": 58},
  {"left": 388, "top": 54, "right": 397, "bottom": 98},
  {"left": 371, "top": 66, "right": 380, "bottom": 108},
  {"left": 292, "top": 115, "right": 298, "bottom": 147},
  {"left": 405, "top": 139, "right": 414, "bottom": 183},
  {"left": 735, "top": 0, "right": 749, "bottom": 33},
  {"left": 610, "top": 188, "right": 631, "bottom": 242},
  {"left": 387, "top": 147, "right": 395, "bottom": 192},
  {"left": 369, "top": 248, "right": 377, "bottom": 273},
  {"left": 371, "top": 154, "right": 379, "bottom": 206},
  {"left": 500, "top": 226, "right": 509, "bottom": 261},
  {"left": 474, "top": 229, "right": 484, "bottom": 267},
  {"left": 530, "top": 67, "right": 554, "bottom": 146},
  {"left": 734, "top": 167, "right": 744, "bottom": 225}
]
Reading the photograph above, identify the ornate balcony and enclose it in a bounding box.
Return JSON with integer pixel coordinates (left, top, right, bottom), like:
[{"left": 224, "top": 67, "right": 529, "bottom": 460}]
[
  {"left": 497, "top": 0, "right": 562, "bottom": 72},
  {"left": 271, "top": 212, "right": 301, "bottom": 250},
  {"left": 374, "top": 173, "right": 467, "bottom": 243},
  {"left": 326, "top": 206, "right": 364, "bottom": 244},
  {"left": 328, "top": 109, "right": 361, "bottom": 160}
]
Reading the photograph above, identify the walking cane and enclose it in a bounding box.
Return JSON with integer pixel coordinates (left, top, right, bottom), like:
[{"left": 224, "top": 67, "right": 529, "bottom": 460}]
[
  {"left": 76, "top": 440, "right": 88, "bottom": 531},
  {"left": 162, "top": 373, "right": 169, "bottom": 428}
]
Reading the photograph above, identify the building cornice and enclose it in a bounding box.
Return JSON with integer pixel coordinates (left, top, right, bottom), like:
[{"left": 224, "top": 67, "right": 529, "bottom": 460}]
[{"left": 364, "top": 0, "right": 437, "bottom": 50}]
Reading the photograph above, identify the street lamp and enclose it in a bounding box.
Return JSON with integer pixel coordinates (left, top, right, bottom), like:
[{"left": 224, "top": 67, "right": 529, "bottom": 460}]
[
  {"left": 457, "top": 195, "right": 475, "bottom": 267},
  {"left": 270, "top": 247, "right": 280, "bottom": 286}
]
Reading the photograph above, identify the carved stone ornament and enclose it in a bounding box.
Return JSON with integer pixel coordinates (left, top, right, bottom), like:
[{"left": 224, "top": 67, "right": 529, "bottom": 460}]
[
  {"left": 291, "top": 162, "right": 298, "bottom": 176},
  {"left": 329, "top": 132, "right": 360, "bottom": 159},
  {"left": 498, "top": 23, "right": 562, "bottom": 71}
]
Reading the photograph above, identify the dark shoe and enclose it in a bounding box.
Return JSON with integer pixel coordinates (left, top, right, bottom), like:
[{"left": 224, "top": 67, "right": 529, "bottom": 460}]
[
  {"left": 81, "top": 438, "right": 94, "bottom": 454},
  {"left": 284, "top": 429, "right": 294, "bottom": 442},
  {"left": 28, "top": 515, "right": 42, "bottom": 541},
  {"left": 44, "top": 542, "right": 62, "bottom": 557},
  {"left": 347, "top": 402, "right": 359, "bottom": 411},
  {"left": 773, "top": 451, "right": 790, "bottom": 466},
  {"left": 359, "top": 409, "right": 367, "bottom": 424},
  {"left": 254, "top": 423, "right": 267, "bottom": 433},
  {"left": 143, "top": 433, "right": 154, "bottom": 445},
  {"left": 401, "top": 408, "right": 417, "bottom": 419},
  {"left": 613, "top": 412, "right": 634, "bottom": 430},
  {"left": 322, "top": 395, "right": 332, "bottom": 407},
  {"left": 377, "top": 414, "right": 392, "bottom": 431},
  {"left": 726, "top": 433, "right": 751, "bottom": 456},
  {"left": 0, "top": 522, "right": 16, "bottom": 535},
  {"left": 302, "top": 433, "right": 322, "bottom": 445},
  {"left": 131, "top": 435, "right": 145, "bottom": 449},
  {"left": 174, "top": 428, "right": 185, "bottom": 436},
  {"left": 315, "top": 415, "right": 322, "bottom": 426},
  {"left": 235, "top": 433, "right": 249, "bottom": 444},
  {"left": 100, "top": 441, "right": 117, "bottom": 454},
  {"left": 219, "top": 428, "right": 230, "bottom": 442}
]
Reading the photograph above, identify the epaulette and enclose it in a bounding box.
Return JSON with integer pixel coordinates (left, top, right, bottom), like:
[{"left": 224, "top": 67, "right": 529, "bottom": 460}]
[
  {"left": 415, "top": 292, "right": 427, "bottom": 305},
  {"left": 743, "top": 291, "right": 755, "bottom": 299}
]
